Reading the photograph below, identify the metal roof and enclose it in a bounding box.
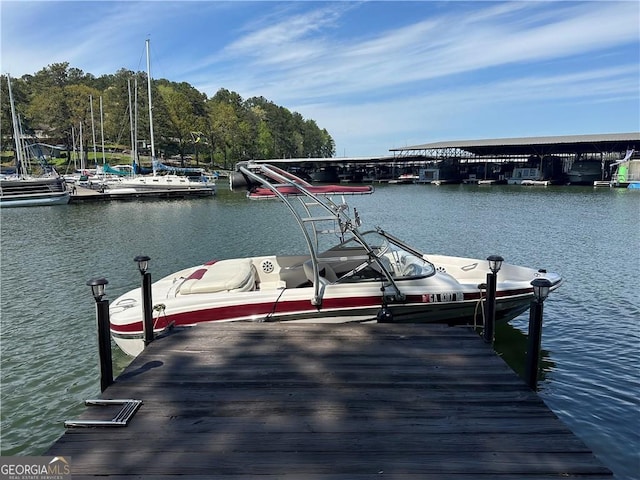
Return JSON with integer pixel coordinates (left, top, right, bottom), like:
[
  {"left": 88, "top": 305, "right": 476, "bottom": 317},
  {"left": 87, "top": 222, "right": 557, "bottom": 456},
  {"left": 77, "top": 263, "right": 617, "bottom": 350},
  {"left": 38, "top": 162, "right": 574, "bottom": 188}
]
[{"left": 391, "top": 132, "right": 640, "bottom": 157}]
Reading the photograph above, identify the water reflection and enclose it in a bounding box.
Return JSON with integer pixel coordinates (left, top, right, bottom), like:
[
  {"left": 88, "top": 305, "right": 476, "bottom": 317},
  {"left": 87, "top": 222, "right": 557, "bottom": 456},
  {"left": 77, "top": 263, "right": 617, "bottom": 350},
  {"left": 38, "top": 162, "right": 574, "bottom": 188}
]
[{"left": 493, "top": 321, "right": 554, "bottom": 385}]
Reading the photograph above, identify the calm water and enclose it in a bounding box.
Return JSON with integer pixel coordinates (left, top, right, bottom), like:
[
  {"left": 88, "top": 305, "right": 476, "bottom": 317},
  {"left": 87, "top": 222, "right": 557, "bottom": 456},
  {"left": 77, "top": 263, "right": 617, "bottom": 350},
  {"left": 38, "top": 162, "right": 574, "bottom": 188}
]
[{"left": 1, "top": 184, "right": 638, "bottom": 478}]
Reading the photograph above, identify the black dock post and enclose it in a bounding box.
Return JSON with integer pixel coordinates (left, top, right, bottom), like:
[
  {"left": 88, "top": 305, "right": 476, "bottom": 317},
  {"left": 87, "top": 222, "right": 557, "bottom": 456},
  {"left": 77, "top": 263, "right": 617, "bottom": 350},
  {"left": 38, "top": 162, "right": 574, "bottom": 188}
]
[
  {"left": 87, "top": 277, "right": 113, "bottom": 392},
  {"left": 134, "top": 255, "right": 154, "bottom": 346},
  {"left": 525, "top": 278, "right": 552, "bottom": 390},
  {"left": 483, "top": 255, "right": 503, "bottom": 344}
]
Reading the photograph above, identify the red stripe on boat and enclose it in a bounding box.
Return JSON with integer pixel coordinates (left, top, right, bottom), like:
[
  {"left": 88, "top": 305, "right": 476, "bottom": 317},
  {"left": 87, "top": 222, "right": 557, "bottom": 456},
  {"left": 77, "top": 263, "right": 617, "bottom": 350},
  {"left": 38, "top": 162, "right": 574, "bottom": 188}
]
[{"left": 186, "top": 268, "right": 208, "bottom": 280}]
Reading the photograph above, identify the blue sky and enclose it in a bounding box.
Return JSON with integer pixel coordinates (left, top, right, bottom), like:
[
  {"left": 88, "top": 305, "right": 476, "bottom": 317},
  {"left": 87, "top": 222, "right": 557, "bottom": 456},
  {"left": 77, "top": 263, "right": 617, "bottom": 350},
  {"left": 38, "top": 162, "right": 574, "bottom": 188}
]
[{"left": 2, "top": 1, "right": 639, "bottom": 157}]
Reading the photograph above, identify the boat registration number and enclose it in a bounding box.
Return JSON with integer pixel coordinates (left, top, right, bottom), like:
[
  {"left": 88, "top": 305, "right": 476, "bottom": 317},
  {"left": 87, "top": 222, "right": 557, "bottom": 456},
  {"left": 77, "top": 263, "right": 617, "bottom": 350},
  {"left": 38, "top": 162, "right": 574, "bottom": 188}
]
[{"left": 422, "top": 292, "right": 464, "bottom": 303}]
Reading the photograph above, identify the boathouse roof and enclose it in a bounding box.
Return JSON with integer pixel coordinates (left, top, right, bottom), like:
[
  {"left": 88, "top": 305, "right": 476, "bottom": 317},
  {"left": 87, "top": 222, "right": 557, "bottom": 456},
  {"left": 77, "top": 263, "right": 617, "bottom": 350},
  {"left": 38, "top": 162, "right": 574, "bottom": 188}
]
[{"left": 391, "top": 132, "right": 640, "bottom": 157}]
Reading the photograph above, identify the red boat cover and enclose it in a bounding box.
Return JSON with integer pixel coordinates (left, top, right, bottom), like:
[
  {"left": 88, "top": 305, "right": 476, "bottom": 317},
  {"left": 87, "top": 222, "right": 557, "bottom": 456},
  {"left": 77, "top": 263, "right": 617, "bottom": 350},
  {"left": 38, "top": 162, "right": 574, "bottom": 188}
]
[{"left": 248, "top": 184, "right": 373, "bottom": 198}]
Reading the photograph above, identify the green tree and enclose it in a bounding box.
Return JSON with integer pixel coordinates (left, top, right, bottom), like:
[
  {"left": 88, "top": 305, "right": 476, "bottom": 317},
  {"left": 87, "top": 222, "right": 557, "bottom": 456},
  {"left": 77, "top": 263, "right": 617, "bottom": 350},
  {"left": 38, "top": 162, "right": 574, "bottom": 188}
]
[{"left": 2, "top": 64, "right": 335, "bottom": 170}]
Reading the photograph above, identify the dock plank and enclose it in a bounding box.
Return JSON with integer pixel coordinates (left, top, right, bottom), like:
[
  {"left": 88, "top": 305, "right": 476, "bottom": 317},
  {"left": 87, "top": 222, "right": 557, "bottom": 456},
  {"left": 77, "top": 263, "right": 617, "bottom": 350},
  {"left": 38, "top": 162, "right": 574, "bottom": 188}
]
[{"left": 47, "top": 323, "right": 612, "bottom": 478}]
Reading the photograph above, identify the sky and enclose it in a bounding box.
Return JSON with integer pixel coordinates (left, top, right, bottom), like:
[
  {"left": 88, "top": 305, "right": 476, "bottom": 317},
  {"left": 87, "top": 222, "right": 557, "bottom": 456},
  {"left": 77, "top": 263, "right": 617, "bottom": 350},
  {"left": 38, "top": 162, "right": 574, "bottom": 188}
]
[{"left": 1, "top": 1, "right": 639, "bottom": 157}]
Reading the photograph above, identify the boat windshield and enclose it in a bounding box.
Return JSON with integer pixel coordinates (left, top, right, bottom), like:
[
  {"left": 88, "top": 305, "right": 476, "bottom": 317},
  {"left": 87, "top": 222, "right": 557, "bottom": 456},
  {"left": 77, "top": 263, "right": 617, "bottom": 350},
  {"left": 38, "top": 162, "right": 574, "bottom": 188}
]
[{"left": 319, "top": 230, "right": 436, "bottom": 283}]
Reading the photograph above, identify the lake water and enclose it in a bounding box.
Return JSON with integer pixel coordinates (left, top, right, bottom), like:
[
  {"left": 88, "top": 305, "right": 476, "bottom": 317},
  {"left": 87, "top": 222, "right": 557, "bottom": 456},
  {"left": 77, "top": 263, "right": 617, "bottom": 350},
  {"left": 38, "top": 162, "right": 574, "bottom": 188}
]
[{"left": 1, "top": 183, "right": 638, "bottom": 478}]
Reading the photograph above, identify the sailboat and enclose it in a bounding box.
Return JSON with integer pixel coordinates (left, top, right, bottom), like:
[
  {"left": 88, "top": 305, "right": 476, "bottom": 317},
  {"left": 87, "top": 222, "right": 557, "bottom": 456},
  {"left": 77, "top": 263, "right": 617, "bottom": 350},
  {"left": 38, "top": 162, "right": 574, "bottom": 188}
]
[
  {"left": 1, "top": 74, "right": 70, "bottom": 207},
  {"left": 102, "top": 40, "right": 216, "bottom": 196}
]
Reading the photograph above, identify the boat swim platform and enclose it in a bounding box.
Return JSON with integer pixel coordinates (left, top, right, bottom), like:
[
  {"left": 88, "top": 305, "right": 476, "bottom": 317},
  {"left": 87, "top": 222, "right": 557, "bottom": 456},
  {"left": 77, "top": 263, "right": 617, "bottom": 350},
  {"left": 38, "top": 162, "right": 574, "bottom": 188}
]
[
  {"left": 46, "top": 322, "right": 612, "bottom": 479},
  {"left": 69, "top": 185, "right": 214, "bottom": 202}
]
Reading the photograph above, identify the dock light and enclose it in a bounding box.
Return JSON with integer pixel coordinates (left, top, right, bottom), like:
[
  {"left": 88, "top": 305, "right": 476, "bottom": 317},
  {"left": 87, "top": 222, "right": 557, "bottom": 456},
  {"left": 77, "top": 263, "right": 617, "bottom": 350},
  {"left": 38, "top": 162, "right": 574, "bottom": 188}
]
[
  {"left": 482, "top": 255, "right": 503, "bottom": 344},
  {"left": 526, "top": 277, "right": 553, "bottom": 390},
  {"left": 531, "top": 277, "right": 552, "bottom": 303},
  {"left": 87, "top": 277, "right": 109, "bottom": 302},
  {"left": 487, "top": 255, "right": 504, "bottom": 274},
  {"left": 134, "top": 255, "right": 154, "bottom": 346},
  {"left": 134, "top": 255, "right": 151, "bottom": 275},
  {"left": 85, "top": 277, "right": 112, "bottom": 391}
]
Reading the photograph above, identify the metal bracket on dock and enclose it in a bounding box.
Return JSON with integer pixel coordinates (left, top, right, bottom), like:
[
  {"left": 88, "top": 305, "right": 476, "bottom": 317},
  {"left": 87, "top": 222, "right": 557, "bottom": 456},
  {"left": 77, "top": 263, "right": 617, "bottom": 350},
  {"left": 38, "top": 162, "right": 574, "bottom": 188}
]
[{"left": 64, "top": 399, "right": 143, "bottom": 428}]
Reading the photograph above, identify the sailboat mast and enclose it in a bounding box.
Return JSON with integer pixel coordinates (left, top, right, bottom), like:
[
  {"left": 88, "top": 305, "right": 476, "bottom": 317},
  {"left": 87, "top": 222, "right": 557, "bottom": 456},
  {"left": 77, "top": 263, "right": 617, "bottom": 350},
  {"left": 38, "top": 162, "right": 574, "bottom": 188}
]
[
  {"left": 6, "top": 74, "right": 26, "bottom": 176},
  {"left": 146, "top": 39, "right": 156, "bottom": 162},
  {"left": 90, "top": 95, "right": 98, "bottom": 167},
  {"left": 128, "top": 79, "right": 135, "bottom": 170},
  {"left": 71, "top": 125, "right": 77, "bottom": 171},
  {"left": 134, "top": 78, "right": 139, "bottom": 172},
  {"left": 79, "top": 122, "right": 85, "bottom": 171},
  {"left": 99, "top": 96, "right": 106, "bottom": 164}
]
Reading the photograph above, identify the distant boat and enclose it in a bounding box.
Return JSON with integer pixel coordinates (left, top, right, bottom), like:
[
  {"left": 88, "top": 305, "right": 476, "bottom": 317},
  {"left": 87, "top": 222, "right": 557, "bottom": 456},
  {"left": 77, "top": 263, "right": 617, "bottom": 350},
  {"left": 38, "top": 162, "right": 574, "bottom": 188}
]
[
  {"left": 520, "top": 179, "right": 550, "bottom": 187},
  {"left": 311, "top": 166, "right": 340, "bottom": 183},
  {"left": 507, "top": 167, "right": 542, "bottom": 185},
  {"left": 389, "top": 173, "right": 419, "bottom": 184},
  {"left": 416, "top": 163, "right": 460, "bottom": 185},
  {"left": 0, "top": 176, "right": 70, "bottom": 207},
  {"left": 1, "top": 74, "right": 70, "bottom": 208},
  {"left": 609, "top": 149, "right": 639, "bottom": 188},
  {"left": 567, "top": 160, "right": 603, "bottom": 185}
]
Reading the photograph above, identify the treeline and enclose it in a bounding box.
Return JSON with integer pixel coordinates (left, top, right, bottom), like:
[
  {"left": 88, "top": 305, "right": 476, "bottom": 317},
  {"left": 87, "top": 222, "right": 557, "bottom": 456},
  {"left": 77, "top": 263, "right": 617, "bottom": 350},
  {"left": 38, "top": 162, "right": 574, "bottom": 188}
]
[{"left": 1, "top": 63, "right": 335, "bottom": 168}]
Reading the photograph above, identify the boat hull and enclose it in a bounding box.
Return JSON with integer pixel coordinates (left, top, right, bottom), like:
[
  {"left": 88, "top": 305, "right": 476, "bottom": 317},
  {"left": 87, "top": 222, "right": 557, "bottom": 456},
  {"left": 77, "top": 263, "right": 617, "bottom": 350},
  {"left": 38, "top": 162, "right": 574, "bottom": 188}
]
[
  {"left": 0, "top": 177, "right": 70, "bottom": 207},
  {"left": 110, "top": 293, "right": 536, "bottom": 357},
  {"left": 109, "top": 254, "right": 559, "bottom": 357}
]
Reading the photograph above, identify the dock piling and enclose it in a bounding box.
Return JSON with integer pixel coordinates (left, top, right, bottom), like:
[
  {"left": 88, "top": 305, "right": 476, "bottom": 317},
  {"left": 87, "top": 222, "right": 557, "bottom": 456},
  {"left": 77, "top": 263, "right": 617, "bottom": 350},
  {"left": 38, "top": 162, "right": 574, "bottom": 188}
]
[
  {"left": 525, "top": 277, "right": 552, "bottom": 390},
  {"left": 86, "top": 277, "right": 113, "bottom": 392},
  {"left": 483, "top": 255, "right": 503, "bottom": 344},
  {"left": 134, "top": 255, "right": 154, "bottom": 346}
]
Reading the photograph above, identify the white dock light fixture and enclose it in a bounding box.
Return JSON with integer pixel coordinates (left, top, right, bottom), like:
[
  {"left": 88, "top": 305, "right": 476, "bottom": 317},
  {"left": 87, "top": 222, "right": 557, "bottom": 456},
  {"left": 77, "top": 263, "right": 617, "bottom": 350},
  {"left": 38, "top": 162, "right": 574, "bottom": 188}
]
[
  {"left": 483, "top": 255, "right": 503, "bottom": 344},
  {"left": 531, "top": 277, "right": 552, "bottom": 303},
  {"left": 134, "top": 255, "right": 151, "bottom": 275},
  {"left": 134, "top": 255, "right": 155, "bottom": 346},
  {"left": 487, "top": 255, "right": 504, "bottom": 274},
  {"left": 87, "top": 277, "right": 109, "bottom": 302}
]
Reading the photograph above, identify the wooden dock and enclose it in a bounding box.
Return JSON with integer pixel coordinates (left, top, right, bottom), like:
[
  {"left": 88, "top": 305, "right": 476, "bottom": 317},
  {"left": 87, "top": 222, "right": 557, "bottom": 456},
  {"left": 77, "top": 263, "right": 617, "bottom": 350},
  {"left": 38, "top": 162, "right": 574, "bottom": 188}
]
[{"left": 46, "top": 323, "right": 612, "bottom": 479}]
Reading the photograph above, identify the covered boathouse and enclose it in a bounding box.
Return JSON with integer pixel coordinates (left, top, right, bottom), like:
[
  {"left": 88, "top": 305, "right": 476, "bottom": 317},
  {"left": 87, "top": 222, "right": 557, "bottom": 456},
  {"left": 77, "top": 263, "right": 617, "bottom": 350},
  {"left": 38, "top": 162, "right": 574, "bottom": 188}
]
[
  {"left": 388, "top": 132, "right": 640, "bottom": 185},
  {"left": 258, "top": 132, "right": 640, "bottom": 185}
]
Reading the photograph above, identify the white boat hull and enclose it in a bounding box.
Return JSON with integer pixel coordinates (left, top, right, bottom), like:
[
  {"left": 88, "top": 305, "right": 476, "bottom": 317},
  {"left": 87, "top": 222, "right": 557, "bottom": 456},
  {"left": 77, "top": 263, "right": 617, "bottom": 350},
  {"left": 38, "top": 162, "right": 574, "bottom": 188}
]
[
  {"left": 0, "top": 177, "right": 70, "bottom": 207},
  {"left": 110, "top": 252, "right": 560, "bottom": 357}
]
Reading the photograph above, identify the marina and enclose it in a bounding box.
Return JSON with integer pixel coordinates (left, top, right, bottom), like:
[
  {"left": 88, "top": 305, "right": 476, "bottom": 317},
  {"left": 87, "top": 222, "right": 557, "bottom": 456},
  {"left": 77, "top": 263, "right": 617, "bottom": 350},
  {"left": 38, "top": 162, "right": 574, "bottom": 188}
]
[
  {"left": 47, "top": 322, "right": 611, "bottom": 478},
  {"left": 256, "top": 133, "right": 640, "bottom": 187}
]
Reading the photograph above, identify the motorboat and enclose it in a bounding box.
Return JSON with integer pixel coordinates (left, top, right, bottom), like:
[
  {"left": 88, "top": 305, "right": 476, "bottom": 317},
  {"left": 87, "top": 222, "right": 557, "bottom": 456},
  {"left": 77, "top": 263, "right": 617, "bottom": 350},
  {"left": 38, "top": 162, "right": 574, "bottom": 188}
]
[
  {"left": 567, "top": 159, "right": 603, "bottom": 185},
  {"left": 508, "top": 167, "right": 542, "bottom": 185},
  {"left": 389, "top": 173, "right": 419, "bottom": 184},
  {"left": 109, "top": 162, "right": 562, "bottom": 357},
  {"left": 1, "top": 74, "right": 70, "bottom": 208},
  {"left": 0, "top": 175, "right": 70, "bottom": 207}
]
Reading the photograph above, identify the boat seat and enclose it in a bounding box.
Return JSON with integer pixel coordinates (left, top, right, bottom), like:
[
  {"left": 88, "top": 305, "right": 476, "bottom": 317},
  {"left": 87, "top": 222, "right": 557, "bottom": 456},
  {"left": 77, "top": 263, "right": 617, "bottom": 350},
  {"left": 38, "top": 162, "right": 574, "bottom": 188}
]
[
  {"left": 303, "top": 260, "right": 338, "bottom": 285},
  {"left": 178, "top": 259, "right": 256, "bottom": 295}
]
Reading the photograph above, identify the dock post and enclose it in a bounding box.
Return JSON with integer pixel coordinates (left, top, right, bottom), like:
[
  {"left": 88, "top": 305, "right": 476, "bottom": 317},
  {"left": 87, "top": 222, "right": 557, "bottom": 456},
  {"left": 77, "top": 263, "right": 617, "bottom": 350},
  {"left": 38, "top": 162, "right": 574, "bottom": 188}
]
[
  {"left": 134, "top": 255, "right": 154, "bottom": 346},
  {"left": 483, "top": 255, "right": 503, "bottom": 344},
  {"left": 525, "top": 278, "right": 552, "bottom": 390},
  {"left": 86, "top": 277, "right": 113, "bottom": 392}
]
